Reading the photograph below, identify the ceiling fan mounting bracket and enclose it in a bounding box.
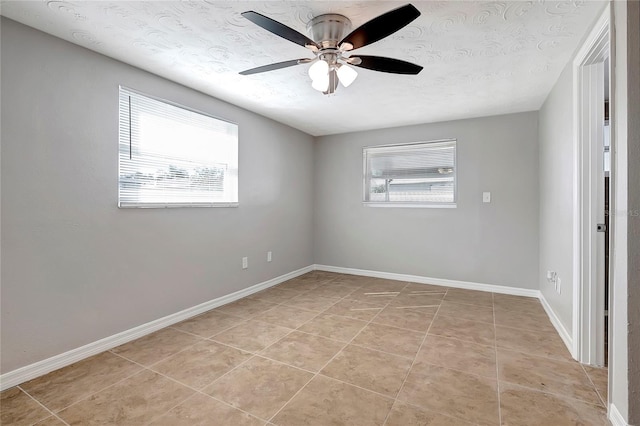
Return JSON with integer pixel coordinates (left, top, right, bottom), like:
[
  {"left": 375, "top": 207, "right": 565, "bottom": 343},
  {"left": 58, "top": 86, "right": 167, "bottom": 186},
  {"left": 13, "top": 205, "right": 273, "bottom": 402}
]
[{"left": 307, "top": 14, "right": 352, "bottom": 49}]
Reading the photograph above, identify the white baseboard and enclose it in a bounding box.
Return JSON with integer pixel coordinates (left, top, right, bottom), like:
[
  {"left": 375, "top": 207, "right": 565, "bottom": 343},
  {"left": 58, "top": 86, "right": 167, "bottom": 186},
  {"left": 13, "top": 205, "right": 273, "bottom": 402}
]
[
  {"left": 0, "top": 265, "right": 313, "bottom": 391},
  {"left": 609, "top": 403, "right": 629, "bottom": 426},
  {"left": 539, "top": 292, "right": 574, "bottom": 357},
  {"left": 313, "top": 264, "right": 540, "bottom": 298}
]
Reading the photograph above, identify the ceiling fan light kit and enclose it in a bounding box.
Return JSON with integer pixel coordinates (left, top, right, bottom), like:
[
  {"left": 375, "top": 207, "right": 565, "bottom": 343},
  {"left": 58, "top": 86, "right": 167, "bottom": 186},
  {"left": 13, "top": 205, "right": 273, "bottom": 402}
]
[{"left": 239, "top": 4, "right": 424, "bottom": 95}]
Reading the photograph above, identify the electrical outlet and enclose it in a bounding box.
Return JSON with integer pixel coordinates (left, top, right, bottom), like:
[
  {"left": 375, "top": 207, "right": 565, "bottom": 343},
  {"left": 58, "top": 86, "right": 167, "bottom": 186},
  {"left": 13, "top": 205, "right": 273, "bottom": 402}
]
[
  {"left": 242, "top": 257, "right": 248, "bottom": 269},
  {"left": 267, "top": 251, "right": 272, "bottom": 262}
]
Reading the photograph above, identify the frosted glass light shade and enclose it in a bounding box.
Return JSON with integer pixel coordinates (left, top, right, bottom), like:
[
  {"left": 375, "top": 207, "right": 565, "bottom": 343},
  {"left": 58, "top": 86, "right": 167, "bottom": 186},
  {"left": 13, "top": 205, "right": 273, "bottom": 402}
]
[
  {"left": 308, "top": 60, "right": 329, "bottom": 81},
  {"left": 311, "top": 75, "right": 329, "bottom": 92},
  {"left": 337, "top": 64, "right": 358, "bottom": 87}
]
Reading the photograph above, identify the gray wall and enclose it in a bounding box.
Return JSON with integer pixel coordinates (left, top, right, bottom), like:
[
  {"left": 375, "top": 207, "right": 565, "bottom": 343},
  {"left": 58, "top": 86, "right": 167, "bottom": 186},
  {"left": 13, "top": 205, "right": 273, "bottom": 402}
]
[
  {"left": 313, "top": 112, "right": 539, "bottom": 289},
  {"left": 0, "top": 18, "right": 315, "bottom": 373},
  {"left": 538, "top": 63, "right": 575, "bottom": 334}
]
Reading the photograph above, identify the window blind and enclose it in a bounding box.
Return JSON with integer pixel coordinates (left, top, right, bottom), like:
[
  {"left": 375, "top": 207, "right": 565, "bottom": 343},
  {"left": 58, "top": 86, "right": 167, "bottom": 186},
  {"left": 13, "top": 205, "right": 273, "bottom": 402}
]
[
  {"left": 363, "top": 140, "right": 456, "bottom": 205},
  {"left": 118, "top": 87, "right": 238, "bottom": 208}
]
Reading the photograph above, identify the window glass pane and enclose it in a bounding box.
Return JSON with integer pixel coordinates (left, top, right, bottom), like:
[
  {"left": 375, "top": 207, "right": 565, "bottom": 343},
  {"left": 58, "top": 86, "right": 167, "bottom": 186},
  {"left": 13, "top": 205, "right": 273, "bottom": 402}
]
[
  {"left": 118, "top": 88, "right": 238, "bottom": 207},
  {"left": 364, "top": 140, "right": 456, "bottom": 205}
]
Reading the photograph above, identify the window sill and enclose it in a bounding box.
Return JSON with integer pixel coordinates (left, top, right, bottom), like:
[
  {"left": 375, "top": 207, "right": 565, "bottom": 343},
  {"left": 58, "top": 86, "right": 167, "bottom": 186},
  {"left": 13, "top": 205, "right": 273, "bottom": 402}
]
[
  {"left": 118, "top": 202, "right": 239, "bottom": 209},
  {"left": 362, "top": 202, "right": 457, "bottom": 209}
]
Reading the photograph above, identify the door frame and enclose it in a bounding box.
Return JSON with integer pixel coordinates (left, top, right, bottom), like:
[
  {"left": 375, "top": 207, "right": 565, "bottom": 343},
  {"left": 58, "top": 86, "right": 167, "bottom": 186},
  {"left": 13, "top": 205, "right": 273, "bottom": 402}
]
[{"left": 572, "top": 4, "right": 610, "bottom": 367}]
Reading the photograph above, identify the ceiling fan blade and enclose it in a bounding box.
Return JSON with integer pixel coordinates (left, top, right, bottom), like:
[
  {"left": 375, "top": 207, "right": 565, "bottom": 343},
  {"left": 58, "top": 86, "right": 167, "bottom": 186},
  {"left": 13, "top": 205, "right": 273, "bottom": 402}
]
[
  {"left": 350, "top": 55, "right": 423, "bottom": 75},
  {"left": 239, "top": 58, "right": 311, "bottom": 75},
  {"left": 242, "top": 11, "right": 319, "bottom": 49},
  {"left": 339, "top": 4, "right": 420, "bottom": 51}
]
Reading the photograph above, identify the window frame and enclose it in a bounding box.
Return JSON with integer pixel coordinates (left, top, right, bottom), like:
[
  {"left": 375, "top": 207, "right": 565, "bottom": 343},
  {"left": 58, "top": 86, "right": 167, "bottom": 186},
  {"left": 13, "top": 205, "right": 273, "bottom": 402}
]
[
  {"left": 118, "top": 86, "right": 239, "bottom": 209},
  {"left": 362, "top": 139, "right": 458, "bottom": 208}
]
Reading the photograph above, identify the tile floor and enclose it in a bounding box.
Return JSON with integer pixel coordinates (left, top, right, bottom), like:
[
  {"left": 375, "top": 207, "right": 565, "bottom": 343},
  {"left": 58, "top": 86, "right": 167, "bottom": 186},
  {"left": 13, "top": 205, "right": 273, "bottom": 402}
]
[{"left": 1, "top": 271, "right": 610, "bottom": 425}]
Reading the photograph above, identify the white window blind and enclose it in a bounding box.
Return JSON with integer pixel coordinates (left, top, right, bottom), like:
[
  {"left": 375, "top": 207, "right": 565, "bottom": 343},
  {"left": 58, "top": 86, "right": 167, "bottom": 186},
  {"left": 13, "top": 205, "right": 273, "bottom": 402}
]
[
  {"left": 118, "top": 87, "right": 238, "bottom": 208},
  {"left": 363, "top": 140, "right": 457, "bottom": 206}
]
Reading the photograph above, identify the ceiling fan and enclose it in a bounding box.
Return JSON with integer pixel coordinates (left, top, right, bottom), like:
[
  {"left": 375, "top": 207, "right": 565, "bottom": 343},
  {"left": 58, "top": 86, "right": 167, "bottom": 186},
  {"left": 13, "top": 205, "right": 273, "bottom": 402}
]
[{"left": 238, "top": 4, "right": 423, "bottom": 95}]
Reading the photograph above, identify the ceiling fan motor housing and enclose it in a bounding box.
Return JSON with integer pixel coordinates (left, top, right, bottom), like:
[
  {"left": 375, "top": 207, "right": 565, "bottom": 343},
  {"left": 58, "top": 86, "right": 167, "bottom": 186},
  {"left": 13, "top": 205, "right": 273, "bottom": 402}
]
[{"left": 307, "top": 14, "right": 352, "bottom": 49}]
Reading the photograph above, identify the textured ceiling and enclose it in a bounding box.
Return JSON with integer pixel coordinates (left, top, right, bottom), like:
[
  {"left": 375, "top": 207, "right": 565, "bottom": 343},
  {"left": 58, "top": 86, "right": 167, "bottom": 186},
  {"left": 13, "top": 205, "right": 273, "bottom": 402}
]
[{"left": 1, "top": 1, "right": 605, "bottom": 136}]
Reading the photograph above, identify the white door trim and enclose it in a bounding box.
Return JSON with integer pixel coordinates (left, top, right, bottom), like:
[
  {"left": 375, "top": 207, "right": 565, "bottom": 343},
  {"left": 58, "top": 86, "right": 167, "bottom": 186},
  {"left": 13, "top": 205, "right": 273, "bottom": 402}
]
[{"left": 572, "top": 4, "right": 610, "bottom": 366}]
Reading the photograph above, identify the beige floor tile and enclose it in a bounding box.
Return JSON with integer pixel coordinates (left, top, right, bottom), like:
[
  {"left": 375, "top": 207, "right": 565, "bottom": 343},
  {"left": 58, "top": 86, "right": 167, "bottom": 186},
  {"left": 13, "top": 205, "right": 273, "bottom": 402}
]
[
  {"left": 397, "top": 364, "right": 499, "bottom": 425},
  {"left": 372, "top": 305, "right": 436, "bottom": 332},
  {"left": 500, "top": 382, "right": 609, "bottom": 426},
  {"left": 57, "top": 370, "right": 194, "bottom": 425},
  {"left": 583, "top": 365, "right": 608, "bottom": 403},
  {"left": 497, "top": 349, "right": 602, "bottom": 405},
  {"left": 276, "top": 279, "right": 321, "bottom": 293},
  {"left": 20, "top": 351, "right": 142, "bottom": 412},
  {"left": 148, "top": 392, "right": 264, "bottom": 425},
  {"left": 212, "top": 320, "right": 292, "bottom": 352},
  {"left": 0, "top": 387, "right": 51, "bottom": 426},
  {"left": 33, "top": 416, "right": 67, "bottom": 426},
  {"left": 328, "top": 275, "right": 367, "bottom": 288},
  {"left": 429, "top": 315, "right": 495, "bottom": 346},
  {"left": 111, "top": 328, "right": 202, "bottom": 366},
  {"left": 493, "top": 294, "right": 543, "bottom": 312},
  {"left": 443, "top": 289, "right": 493, "bottom": 307},
  {"left": 495, "top": 325, "right": 573, "bottom": 361},
  {"left": 390, "top": 293, "right": 445, "bottom": 308},
  {"left": 304, "top": 283, "right": 357, "bottom": 299},
  {"left": 320, "top": 344, "right": 412, "bottom": 397},
  {"left": 247, "top": 287, "right": 301, "bottom": 304},
  {"left": 415, "top": 335, "right": 497, "bottom": 378},
  {"left": 260, "top": 331, "right": 345, "bottom": 372},
  {"left": 171, "top": 310, "right": 245, "bottom": 338},
  {"left": 272, "top": 375, "right": 393, "bottom": 426},
  {"left": 437, "top": 300, "right": 494, "bottom": 323},
  {"left": 204, "top": 356, "right": 312, "bottom": 420},
  {"left": 282, "top": 294, "right": 339, "bottom": 312},
  {"left": 307, "top": 271, "right": 341, "bottom": 281},
  {"left": 252, "top": 305, "right": 318, "bottom": 329},
  {"left": 152, "top": 340, "right": 251, "bottom": 389},
  {"left": 359, "top": 279, "right": 408, "bottom": 292},
  {"left": 401, "top": 283, "right": 449, "bottom": 293},
  {"left": 294, "top": 272, "right": 334, "bottom": 284},
  {"left": 343, "top": 289, "right": 397, "bottom": 306},
  {"left": 351, "top": 323, "right": 424, "bottom": 358},
  {"left": 215, "top": 298, "right": 278, "bottom": 318},
  {"left": 494, "top": 306, "right": 555, "bottom": 332},
  {"left": 323, "top": 299, "right": 383, "bottom": 321},
  {"left": 298, "top": 313, "right": 368, "bottom": 342},
  {"left": 386, "top": 401, "right": 473, "bottom": 426}
]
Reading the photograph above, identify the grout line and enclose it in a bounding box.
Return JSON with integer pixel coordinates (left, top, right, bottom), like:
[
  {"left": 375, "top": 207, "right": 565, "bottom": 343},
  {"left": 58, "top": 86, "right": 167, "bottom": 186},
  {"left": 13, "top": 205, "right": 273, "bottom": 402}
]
[
  {"left": 17, "top": 386, "right": 71, "bottom": 426},
  {"left": 265, "top": 281, "right": 407, "bottom": 423},
  {"left": 381, "top": 285, "right": 444, "bottom": 426},
  {"left": 139, "top": 361, "right": 271, "bottom": 425},
  {"left": 493, "top": 292, "right": 503, "bottom": 426},
  {"left": 497, "top": 379, "right": 609, "bottom": 409},
  {"left": 42, "top": 363, "right": 148, "bottom": 415},
  {"left": 109, "top": 334, "right": 205, "bottom": 371},
  {"left": 579, "top": 364, "right": 608, "bottom": 407}
]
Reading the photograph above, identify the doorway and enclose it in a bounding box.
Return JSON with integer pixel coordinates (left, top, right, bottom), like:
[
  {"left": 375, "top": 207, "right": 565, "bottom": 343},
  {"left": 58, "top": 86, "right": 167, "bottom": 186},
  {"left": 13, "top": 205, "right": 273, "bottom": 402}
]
[{"left": 572, "top": 4, "right": 610, "bottom": 370}]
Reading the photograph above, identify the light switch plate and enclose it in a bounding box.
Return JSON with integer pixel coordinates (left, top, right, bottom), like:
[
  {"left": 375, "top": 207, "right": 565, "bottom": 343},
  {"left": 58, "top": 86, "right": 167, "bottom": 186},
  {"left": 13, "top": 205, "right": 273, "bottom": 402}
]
[{"left": 483, "top": 192, "right": 491, "bottom": 203}]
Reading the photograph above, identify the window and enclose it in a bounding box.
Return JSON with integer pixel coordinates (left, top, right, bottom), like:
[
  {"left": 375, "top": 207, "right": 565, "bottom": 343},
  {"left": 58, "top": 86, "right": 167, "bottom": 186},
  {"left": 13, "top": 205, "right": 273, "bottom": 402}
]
[
  {"left": 363, "top": 139, "right": 457, "bottom": 207},
  {"left": 118, "top": 87, "right": 238, "bottom": 208}
]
